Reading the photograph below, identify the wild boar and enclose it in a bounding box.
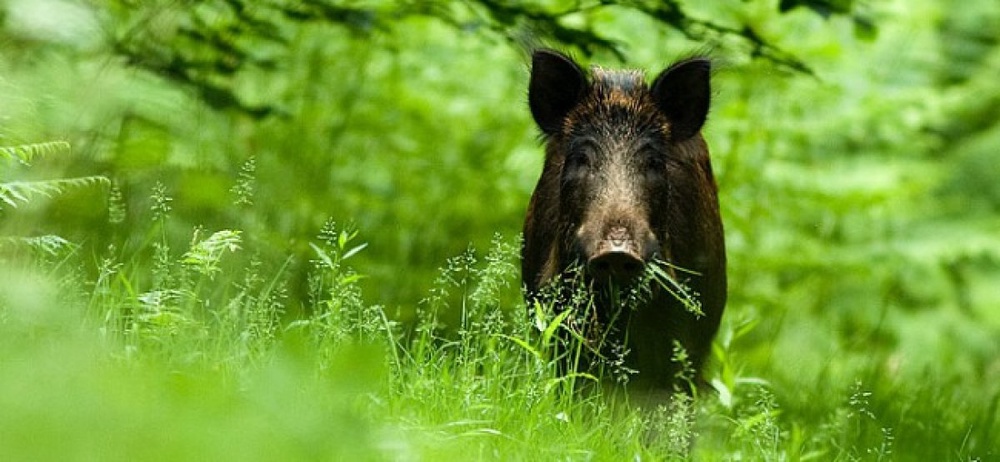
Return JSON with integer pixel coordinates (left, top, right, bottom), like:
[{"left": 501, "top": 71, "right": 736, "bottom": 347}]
[{"left": 522, "top": 49, "right": 727, "bottom": 393}]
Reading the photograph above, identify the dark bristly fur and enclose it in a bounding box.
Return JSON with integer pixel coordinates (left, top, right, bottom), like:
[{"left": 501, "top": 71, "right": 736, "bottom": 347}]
[{"left": 522, "top": 49, "right": 727, "bottom": 394}]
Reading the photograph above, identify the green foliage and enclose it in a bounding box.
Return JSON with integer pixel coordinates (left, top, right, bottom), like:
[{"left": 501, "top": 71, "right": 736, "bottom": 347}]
[
  {"left": 0, "top": 141, "right": 109, "bottom": 254},
  {"left": 0, "top": 234, "right": 75, "bottom": 255},
  {"left": 2, "top": 0, "right": 1000, "bottom": 459},
  {"left": 2, "top": 229, "right": 996, "bottom": 459},
  {"left": 0, "top": 140, "right": 70, "bottom": 164},
  {"left": 183, "top": 228, "right": 242, "bottom": 278},
  {"left": 0, "top": 141, "right": 106, "bottom": 211},
  {"left": 103, "top": 0, "right": 850, "bottom": 120},
  {"left": 0, "top": 176, "right": 110, "bottom": 209}
]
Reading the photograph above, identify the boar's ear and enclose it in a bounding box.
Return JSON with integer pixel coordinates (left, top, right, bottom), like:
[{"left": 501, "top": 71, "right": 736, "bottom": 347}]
[
  {"left": 651, "top": 58, "right": 711, "bottom": 142},
  {"left": 529, "top": 49, "right": 587, "bottom": 135}
]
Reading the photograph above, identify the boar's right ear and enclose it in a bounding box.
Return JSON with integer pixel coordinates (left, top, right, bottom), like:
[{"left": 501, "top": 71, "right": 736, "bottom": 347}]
[{"left": 529, "top": 50, "right": 587, "bottom": 136}]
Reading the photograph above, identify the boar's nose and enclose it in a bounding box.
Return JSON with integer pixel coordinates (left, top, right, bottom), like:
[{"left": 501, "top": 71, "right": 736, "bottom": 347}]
[{"left": 587, "top": 245, "right": 645, "bottom": 284}]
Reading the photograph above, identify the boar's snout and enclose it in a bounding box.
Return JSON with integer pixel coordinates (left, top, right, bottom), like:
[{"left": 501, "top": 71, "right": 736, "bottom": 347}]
[
  {"left": 585, "top": 226, "right": 652, "bottom": 284},
  {"left": 588, "top": 250, "right": 643, "bottom": 283}
]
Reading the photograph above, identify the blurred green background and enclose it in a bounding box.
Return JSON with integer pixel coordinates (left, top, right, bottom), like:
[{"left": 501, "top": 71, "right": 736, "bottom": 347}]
[
  {"left": 4, "top": 0, "right": 1000, "bottom": 372},
  {"left": 1, "top": 0, "right": 999, "bottom": 458},
  {"left": 4, "top": 0, "right": 1000, "bottom": 374}
]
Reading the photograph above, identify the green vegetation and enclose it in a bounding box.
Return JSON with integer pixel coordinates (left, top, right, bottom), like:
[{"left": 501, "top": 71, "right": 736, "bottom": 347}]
[{"left": 1, "top": 0, "right": 998, "bottom": 460}]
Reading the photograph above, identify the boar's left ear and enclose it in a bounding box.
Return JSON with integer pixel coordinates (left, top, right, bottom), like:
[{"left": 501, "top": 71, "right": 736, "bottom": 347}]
[{"left": 651, "top": 58, "right": 711, "bottom": 142}]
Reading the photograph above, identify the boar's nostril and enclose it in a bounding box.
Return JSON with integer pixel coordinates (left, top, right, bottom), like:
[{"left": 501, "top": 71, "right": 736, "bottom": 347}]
[{"left": 587, "top": 250, "right": 645, "bottom": 283}]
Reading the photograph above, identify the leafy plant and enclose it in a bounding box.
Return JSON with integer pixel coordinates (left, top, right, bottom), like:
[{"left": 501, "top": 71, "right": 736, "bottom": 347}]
[{"left": 0, "top": 141, "right": 109, "bottom": 255}]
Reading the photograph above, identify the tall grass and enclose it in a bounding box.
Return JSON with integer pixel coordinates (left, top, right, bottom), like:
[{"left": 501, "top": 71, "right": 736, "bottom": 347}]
[
  {"left": 2, "top": 0, "right": 999, "bottom": 458},
  {"left": 1, "top": 191, "right": 996, "bottom": 460}
]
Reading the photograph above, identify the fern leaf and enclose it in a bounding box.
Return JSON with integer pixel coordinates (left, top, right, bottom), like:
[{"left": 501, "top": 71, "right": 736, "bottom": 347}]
[
  {"left": 0, "top": 176, "right": 110, "bottom": 210},
  {"left": 0, "top": 235, "right": 77, "bottom": 255},
  {"left": 0, "top": 141, "right": 72, "bottom": 165},
  {"left": 183, "top": 229, "right": 243, "bottom": 279}
]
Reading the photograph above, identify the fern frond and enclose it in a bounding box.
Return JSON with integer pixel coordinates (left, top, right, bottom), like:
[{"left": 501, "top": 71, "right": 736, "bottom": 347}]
[
  {"left": 0, "top": 235, "right": 78, "bottom": 255},
  {"left": 183, "top": 229, "right": 243, "bottom": 279},
  {"left": 0, "top": 141, "right": 72, "bottom": 165},
  {"left": 0, "top": 176, "right": 111, "bottom": 209}
]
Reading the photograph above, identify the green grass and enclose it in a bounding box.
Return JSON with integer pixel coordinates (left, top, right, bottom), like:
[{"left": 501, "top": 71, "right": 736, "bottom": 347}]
[
  {"left": 2, "top": 2, "right": 1000, "bottom": 459},
  {"left": 1, "top": 221, "right": 996, "bottom": 461}
]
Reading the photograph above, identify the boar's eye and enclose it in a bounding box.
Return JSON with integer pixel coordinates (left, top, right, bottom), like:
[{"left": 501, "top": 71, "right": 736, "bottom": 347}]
[
  {"left": 564, "top": 141, "right": 595, "bottom": 175},
  {"left": 641, "top": 147, "right": 668, "bottom": 182}
]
